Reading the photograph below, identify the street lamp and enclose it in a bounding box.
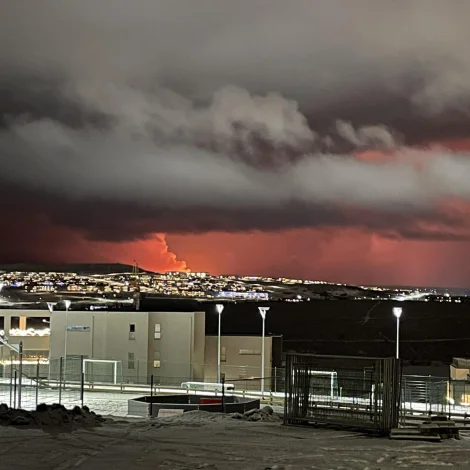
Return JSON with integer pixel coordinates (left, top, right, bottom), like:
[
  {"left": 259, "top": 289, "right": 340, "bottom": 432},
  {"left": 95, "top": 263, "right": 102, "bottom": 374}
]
[
  {"left": 258, "top": 306, "right": 270, "bottom": 395},
  {"left": 393, "top": 307, "right": 403, "bottom": 359},
  {"left": 64, "top": 300, "right": 72, "bottom": 381},
  {"left": 215, "top": 304, "right": 224, "bottom": 384}
]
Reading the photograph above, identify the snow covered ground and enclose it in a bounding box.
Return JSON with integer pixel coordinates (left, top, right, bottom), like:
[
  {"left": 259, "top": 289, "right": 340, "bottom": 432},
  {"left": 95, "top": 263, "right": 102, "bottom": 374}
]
[{"left": 1, "top": 411, "right": 470, "bottom": 469}]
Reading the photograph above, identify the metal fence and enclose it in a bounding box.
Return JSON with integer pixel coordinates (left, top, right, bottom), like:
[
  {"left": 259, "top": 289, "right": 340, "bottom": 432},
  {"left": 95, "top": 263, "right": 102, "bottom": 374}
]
[
  {"left": 0, "top": 350, "right": 286, "bottom": 416},
  {"left": 284, "top": 353, "right": 401, "bottom": 434},
  {"left": 4, "top": 348, "right": 470, "bottom": 427}
]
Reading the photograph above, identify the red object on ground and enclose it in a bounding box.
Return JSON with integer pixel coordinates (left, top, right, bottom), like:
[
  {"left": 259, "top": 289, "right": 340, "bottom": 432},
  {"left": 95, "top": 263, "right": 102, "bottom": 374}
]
[{"left": 199, "top": 398, "right": 222, "bottom": 405}]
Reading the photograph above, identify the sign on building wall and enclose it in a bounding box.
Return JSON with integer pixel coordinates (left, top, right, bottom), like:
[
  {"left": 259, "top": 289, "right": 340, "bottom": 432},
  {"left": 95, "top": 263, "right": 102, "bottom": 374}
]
[{"left": 66, "top": 326, "right": 90, "bottom": 332}]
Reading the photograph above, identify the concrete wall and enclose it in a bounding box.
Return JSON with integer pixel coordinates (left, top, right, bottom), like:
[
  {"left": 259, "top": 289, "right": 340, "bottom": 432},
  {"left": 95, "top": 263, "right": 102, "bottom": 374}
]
[{"left": 204, "top": 335, "right": 272, "bottom": 386}]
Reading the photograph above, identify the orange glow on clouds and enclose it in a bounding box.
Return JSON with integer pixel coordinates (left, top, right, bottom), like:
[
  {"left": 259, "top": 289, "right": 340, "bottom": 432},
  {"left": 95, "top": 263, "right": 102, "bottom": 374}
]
[{"left": 43, "top": 138, "right": 470, "bottom": 287}]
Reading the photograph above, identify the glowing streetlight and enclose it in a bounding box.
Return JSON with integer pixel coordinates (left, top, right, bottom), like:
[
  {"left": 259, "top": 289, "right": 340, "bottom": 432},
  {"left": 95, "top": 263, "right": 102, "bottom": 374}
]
[
  {"left": 215, "top": 304, "right": 224, "bottom": 384},
  {"left": 258, "top": 306, "right": 270, "bottom": 395},
  {"left": 393, "top": 307, "right": 403, "bottom": 359}
]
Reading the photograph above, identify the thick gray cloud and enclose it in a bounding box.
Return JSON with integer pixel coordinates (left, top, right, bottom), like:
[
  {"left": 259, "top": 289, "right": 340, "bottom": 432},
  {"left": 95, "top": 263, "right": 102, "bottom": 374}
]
[{"left": 2, "top": 0, "right": 470, "bottom": 252}]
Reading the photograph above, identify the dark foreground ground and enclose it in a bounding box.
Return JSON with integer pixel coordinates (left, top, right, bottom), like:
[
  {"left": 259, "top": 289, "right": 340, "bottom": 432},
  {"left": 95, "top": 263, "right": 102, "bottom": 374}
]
[{"left": 1, "top": 411, "right": 470, "bottom": 469}]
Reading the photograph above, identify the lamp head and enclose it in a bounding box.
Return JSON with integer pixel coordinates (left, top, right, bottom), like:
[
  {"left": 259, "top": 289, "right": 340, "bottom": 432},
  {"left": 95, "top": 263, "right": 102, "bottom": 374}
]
[
  {"left": 393, "top": 307, "right": 403, "bottom": 319},
  {"left": 258, "top": 306, "right": 270, "bottom": 320},
  {"left": 215, "top": 304, "right": 224, "bottom": 314}
]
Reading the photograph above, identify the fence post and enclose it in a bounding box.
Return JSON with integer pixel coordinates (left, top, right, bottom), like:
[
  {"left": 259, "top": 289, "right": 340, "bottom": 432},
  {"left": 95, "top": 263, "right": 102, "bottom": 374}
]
[
  {"left": 80, "top": 355, "right": 85, "bottom": 407},
  {"left": 13, "top": 370, "right": 17, "bottom": 408},
  {"left": 35, "top": 358, "right": 40, "bottom": 408},
  {"left": 274, "top": 367, "right": 277, "bottom": 394},
  {"left": 221, "top": 376, "right": 226, "bottom": 413},
  {"left": 59, "top": 356, "right": 63, "bottom": 404},
  {"left": 150, "top": 374, "right": 154, "bottom": 418},
  {"left": 17, "top": 341, "right": 23, "bottom": 409},
  {"left": 9, "top": 358, "right": 13, "bottom": 408}
]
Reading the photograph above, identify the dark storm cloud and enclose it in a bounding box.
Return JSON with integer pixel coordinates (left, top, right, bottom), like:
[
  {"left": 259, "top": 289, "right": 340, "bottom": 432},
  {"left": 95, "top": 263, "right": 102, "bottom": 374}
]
[{"left": 2, "top": 0, "right": 470, "bottom": 247}]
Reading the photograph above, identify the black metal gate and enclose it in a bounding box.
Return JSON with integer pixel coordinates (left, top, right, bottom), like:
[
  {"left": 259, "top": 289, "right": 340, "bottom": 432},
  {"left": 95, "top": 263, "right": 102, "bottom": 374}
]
[{"left": 284, "top": 353, "right": 401, "bottom": 434}]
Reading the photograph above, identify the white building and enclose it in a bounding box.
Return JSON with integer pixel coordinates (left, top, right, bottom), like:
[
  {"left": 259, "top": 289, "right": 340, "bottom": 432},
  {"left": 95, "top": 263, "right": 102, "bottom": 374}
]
[
  {"left": 49, "top": 310, "right": 205, "bottom": 385},
  {"left": 0, "top": 308, "right": 277, "bottom": 390}
]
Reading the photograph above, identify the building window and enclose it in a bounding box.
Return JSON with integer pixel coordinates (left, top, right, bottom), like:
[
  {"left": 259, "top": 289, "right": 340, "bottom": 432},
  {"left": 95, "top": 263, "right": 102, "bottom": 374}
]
[
  {"left": 153, "top": 351, "right": 161, "bottom": 368},
  {"left": 154, "top": 323, "right": 161, "bottom": 340},
  {"left": 128, "top": 352, "right": 135, "bottom": 370},
  {"left": 221, "top": 346, "right": 227, "bottom": 362},
  {"left": 129, "top": 323, "right": 136, "bottom": 340}
]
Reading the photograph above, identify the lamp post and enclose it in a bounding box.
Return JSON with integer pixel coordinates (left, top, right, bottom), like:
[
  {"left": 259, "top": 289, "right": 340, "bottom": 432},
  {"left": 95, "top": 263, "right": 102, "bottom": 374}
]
[
  {"left": 64, "top": 300, "right": 71, "bottom": 382},
  {"left": 393, "top": 307, "right": 402, "bottom": 359},
  {"left": 258, "top": 306, "right": 270, "bottom": 395},
  {"left": 215, "top": 304, "right": 224, "bottom": 384}
]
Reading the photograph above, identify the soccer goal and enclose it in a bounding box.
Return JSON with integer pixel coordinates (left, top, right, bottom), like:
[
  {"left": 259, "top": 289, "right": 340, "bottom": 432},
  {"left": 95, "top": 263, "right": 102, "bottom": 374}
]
[
  {"left": 83, "top": 359, "right": 123, "bottom": 385},
  {"left": 292, "top": 369, "right": 339, "bottom": 399}
]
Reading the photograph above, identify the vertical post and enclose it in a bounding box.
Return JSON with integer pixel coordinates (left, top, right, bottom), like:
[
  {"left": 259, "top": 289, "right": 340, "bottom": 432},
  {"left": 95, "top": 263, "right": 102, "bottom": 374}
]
[
  {"left": 396, "top": 316, "right": 400, "bottom": 360},
  {"left": 18, "top": 341, "right": 23, "bottom": 409},
  {"left": 217, "top": 313, "right": 221, "bottom": 384},
  {"left": 9, "top": 352, "right": 13, "bottom": 408},
  {"left": 258, "top": 307, "right": 270, "bottom": 396},
  {"left": 261, "top": 315, "right": 266, "bottom": 395},
  {"left": 221, "top": 376, "right": 225, "bottom": 413},
  {"left": 274, "top": 367, "right": 277, "bottom": 394},
  {"left": 13, "top": 370, "right": 17, "bottom": 408},
  {"left": 216, "top": 304, "right": 224, "bottom": 384},
  {"left": 392, "top": 307, "right": 402, "bottom": 360},
  {"left": 59, "top": 356, "right": 63, "bottom": 404},
  {"left": 64, "top": 309, "right": 68, "bottom": 384},
  {"left": 80, "top": 355, "right": 84, "bottom": 407},
  {"left": 35, "top": 358, "right": 40, "bottom": 407},
  {"left": 150, "top": 374, "right": 154, "bottom": 418}
]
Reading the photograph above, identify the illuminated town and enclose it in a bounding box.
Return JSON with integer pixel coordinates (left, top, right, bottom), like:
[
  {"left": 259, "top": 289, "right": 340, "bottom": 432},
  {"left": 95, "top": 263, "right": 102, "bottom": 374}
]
[{"left": 0, "top": 263, "right": 467, "bottom": 307}]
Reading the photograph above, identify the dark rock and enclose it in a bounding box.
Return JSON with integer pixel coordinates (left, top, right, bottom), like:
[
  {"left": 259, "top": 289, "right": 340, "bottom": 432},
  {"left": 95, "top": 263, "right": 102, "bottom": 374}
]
[
  {"left": 51, "top": 403, "right": 66, "bottom": 412},
  {"left": 261, "top": 406, "right": 274, "bottom": 415},
  {"left": 248, "top": 412, "right": 262, "bottom": 422},
  {"left": 244, "top": 408, "right": 260, "bottom": 417},
  {"left": 10, "top": 415, "right": 32, "bottom": 426},
  {"left": 231, "top": 412, "right": 244, "bottom": 420},
  {"left": 0, "top": 403, "right": 104, "bottom": 429}
]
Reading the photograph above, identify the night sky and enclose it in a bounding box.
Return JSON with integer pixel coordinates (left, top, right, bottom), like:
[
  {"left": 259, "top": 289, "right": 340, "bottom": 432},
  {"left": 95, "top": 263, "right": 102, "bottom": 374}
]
[{"left": 2, "top": 1, "right": 470, "bottom": 287}]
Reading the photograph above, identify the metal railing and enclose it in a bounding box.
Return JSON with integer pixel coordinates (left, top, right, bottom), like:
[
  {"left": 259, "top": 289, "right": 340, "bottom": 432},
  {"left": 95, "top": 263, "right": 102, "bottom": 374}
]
[{"left": 2, "top": 352, "right": 470, "bottom": 427}]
